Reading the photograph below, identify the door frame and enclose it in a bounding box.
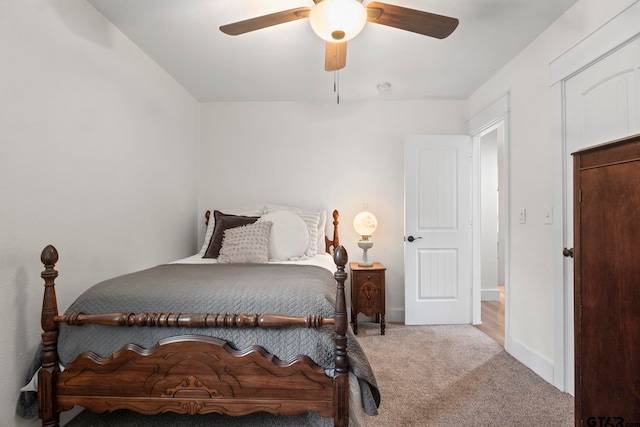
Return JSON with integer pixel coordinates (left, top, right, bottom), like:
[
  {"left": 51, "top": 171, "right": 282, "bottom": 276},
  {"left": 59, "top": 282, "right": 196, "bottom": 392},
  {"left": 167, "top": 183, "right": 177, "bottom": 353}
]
[
  {"left": 549, "top": 0, "right": 640, "bottom": 393},
  {"left": 467, "top": 93, "right": 511, "bottom": 347}
]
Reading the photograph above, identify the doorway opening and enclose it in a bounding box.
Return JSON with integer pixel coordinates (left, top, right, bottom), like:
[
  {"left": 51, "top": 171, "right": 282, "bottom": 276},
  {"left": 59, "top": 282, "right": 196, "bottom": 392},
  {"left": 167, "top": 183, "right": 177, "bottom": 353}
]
[{"left": 474, "top": 122, "right": 506, "bottom": 346}]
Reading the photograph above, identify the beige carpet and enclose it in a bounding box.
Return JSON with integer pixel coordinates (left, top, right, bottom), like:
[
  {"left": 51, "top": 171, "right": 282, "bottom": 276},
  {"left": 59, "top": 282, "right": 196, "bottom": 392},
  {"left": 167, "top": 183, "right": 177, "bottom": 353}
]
[
  {"left": 66, "top": 323, "right": 574, "bottom": 426},
  {"left": 356, "top": 322, "right": 574, "bottom": 426}
]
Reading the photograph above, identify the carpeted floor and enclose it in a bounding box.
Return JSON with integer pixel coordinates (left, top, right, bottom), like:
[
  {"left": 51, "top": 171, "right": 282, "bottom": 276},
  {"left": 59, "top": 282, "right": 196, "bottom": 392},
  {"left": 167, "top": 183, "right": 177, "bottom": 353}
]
[
  {"left": 66, "top": 323, "right": 573, "bottom": 426},
  {"left": 357, "top": 323, "right": 573, "bottom": 426}
]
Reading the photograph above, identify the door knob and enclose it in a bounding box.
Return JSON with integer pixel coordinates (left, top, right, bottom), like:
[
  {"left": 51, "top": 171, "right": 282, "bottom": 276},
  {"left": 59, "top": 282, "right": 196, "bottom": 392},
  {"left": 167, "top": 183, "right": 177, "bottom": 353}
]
[
  {"left": 563, "top": 247, "right": 574, "bottom": 258},
  {"left": 407, "top": 236, "right": 422, "bottom": 242}
]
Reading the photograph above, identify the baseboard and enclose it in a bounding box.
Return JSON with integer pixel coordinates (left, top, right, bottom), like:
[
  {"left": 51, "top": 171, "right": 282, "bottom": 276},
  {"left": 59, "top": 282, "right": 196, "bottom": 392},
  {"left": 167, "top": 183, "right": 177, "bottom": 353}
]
[
  {"left": 354, "top": 307, "right": 404, "bottom": 324},
  {"left": 481, "top": 288, "right": 501, "bottom": 301},
  {"left": 386, "top": 307, "right": 404, "bottom": 323},
  {"left": 506, "top": 337, "right": 555, "bottom": 386}
]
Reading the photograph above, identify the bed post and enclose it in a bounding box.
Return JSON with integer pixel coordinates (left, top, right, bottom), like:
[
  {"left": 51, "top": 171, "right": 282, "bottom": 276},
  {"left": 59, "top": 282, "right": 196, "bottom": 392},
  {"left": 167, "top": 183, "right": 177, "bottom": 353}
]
[
  {"left": 331, "top": 210, "right": 340, "bottom": 248},
  {"left": 333, "top": 245, "right": 349, "bottom": 427},
  {"left": 326, "top": 210, "right": 340, "bottom": 253},
  {"left": 39, "top": 245, "right": 60, "bottom": 427}
]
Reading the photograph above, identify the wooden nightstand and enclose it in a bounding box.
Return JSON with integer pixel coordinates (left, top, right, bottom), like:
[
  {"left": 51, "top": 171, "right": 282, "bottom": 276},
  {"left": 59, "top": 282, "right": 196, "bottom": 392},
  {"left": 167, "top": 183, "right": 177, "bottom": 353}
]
[{"left": 349, "top": 262, "right": 386, "bottom": 335}]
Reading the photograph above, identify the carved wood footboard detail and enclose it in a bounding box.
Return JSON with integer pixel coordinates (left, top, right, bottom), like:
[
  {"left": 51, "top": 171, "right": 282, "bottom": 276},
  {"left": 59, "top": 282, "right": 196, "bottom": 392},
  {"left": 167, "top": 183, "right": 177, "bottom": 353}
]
[{"left": 55, "top": 335, "right": 335, "bottom": 417}]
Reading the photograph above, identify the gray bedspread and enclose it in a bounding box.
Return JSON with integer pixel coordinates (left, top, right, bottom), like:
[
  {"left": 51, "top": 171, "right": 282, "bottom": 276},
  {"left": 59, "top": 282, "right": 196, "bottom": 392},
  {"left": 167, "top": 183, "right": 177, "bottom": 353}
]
[{"left": 18, "top": 263, "right": 380, "bottom": 419}]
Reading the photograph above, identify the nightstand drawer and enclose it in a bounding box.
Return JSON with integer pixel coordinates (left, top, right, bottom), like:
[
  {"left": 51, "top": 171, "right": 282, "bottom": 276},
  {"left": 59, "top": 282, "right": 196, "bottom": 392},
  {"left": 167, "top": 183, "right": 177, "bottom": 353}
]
[{"left": 354, "top": 271, "right": 382, "bottom": 287}]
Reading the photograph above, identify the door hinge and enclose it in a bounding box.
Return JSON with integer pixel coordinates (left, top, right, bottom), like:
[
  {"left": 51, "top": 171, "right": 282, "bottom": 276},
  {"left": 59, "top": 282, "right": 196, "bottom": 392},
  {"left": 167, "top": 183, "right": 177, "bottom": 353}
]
[{"left": 579, "top": 190, "right": 582, "bottom": 202}]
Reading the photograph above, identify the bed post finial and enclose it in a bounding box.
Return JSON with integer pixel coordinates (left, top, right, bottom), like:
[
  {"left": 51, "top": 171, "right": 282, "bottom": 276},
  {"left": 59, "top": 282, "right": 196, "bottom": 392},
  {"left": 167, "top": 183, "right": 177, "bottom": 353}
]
[
  {"left": 40, "top": 245, "right": 60, "bottom": 427},
  {"left": 332, "top": 245, "right": 349, "bottom": 426},
  {"left": 41, "top": 245, "right": 58, "bottom": 267},
  {"left": 334, "top": 245, "right": 347, "bottom": 269}
]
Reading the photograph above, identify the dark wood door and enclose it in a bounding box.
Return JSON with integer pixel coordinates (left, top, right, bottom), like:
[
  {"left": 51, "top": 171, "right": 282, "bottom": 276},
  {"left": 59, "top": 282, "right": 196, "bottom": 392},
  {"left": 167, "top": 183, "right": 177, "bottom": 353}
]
[{"left": 573, "top": 135, "right": 640, "bottom": 425}]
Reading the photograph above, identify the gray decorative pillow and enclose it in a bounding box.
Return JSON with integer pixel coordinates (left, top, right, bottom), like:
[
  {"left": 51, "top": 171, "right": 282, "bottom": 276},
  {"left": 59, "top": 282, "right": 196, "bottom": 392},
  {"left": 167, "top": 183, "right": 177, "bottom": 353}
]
[{"left": 217, "top": 221, "right": 273, "bottom": 264}]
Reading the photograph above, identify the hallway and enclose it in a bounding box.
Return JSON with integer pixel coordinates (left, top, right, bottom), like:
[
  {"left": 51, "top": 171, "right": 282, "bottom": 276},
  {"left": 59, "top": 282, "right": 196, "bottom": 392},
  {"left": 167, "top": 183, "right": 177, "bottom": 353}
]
[{"left": 475, "top": 285, "right": 505, "bottom": 346}]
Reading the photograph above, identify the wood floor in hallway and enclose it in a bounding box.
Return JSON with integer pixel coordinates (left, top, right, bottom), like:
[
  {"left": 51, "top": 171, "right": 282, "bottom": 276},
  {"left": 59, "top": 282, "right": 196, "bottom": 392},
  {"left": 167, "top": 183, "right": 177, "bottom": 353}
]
[{"left": 475, "top": 285, "right": 505, "bottom": 346}]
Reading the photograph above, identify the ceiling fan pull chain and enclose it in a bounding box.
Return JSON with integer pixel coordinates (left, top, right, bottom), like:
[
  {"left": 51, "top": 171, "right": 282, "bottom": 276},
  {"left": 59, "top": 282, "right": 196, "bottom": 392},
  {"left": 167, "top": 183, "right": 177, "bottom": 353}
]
[{"left": 335, "top": 70, "right": 340, "bottom": 104}]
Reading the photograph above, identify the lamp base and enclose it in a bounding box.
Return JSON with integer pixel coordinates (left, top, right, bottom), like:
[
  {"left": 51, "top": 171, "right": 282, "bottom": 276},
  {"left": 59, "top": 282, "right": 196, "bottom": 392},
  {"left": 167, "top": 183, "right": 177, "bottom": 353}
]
[{"left": 357, "top": 240, "right": 374, "bottom": 267}]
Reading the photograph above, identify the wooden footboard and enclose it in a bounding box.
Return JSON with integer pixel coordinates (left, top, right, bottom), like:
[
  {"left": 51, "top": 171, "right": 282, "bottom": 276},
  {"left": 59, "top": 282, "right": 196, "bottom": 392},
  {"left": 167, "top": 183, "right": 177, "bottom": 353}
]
[
  {"left": 37, "top": 243, "right": 350, "bottom": 427},
  {"left": 54, "top": 335, "right": 335, "bottom": 417}
]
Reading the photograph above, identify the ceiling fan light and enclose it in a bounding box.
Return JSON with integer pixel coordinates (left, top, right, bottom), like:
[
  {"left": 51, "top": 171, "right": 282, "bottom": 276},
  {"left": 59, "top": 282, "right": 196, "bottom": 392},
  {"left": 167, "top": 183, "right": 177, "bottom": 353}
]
[{"left": 309, "top": 0, "right": 367, "bottom": 42}]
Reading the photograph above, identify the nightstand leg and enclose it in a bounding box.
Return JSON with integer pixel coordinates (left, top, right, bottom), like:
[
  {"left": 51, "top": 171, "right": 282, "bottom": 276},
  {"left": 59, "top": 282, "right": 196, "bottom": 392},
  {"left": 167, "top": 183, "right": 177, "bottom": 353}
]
[
  {"left": 351, "top": 309, "right": 358, "bottom": 335},
  {"left": 380, "top": 315, "right": 385, "bottom": 335}
]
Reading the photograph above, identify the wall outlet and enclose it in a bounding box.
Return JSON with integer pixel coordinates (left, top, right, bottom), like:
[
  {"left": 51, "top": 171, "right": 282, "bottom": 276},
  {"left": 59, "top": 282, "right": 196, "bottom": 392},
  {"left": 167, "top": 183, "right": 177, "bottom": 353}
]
[{"left": 519, "top": 208, "right": 526, "bottom": 224}]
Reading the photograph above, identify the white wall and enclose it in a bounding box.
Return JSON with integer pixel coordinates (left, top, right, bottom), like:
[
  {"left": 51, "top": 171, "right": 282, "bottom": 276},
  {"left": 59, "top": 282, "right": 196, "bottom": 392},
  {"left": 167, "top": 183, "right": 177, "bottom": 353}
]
[
  {"left": 467, "top": 0, "right": 637, "bottom": 383},
  {"left": 0, "top": 2, "right": 200, "bottom": 425},
  {"left": 199, "top": 100, "right": 467, "bottom": 322}
]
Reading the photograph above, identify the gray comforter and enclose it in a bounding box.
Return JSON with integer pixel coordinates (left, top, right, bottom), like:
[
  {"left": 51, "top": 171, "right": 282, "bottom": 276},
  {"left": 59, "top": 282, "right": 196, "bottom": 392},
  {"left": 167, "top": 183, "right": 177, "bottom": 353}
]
[{"left": 18, "top": 263, "right": 380, "bottom": 419}]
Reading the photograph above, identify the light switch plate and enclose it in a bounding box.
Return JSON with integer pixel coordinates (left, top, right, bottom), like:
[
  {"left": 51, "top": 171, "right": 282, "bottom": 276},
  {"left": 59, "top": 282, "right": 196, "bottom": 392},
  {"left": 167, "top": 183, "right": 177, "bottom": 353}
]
[
  {"left": 544, "top": 206, "right": 553, "bottom": 224},
  {"left": 519, "top": 208, "right": 526, "bottom": 224}
]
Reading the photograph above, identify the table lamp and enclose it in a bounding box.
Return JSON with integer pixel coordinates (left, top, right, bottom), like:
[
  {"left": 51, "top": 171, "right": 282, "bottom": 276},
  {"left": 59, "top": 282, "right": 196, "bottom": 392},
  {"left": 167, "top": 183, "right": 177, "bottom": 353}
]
[{"left": 353, "top": 211, "right": 377, "bottom": 267}]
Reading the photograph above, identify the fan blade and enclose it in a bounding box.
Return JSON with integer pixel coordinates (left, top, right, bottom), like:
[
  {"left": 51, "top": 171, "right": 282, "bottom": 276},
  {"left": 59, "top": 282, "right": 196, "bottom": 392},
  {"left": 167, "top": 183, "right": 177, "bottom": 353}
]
[
  {"left": 366, "top": 2, "right": 458, "bottom": 39},
  {"left": 325, "top": 42, "right": 347, "bottom": 71},
  {"left": 220, "top": 8, "right": 311, "bottom": 35}
]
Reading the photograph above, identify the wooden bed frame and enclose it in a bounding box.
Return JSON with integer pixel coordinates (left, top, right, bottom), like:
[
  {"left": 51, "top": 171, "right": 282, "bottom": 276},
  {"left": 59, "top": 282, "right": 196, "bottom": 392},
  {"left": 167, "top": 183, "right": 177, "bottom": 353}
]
[{"left": 37, "top": 210, "right": 350, "bottom": 427}]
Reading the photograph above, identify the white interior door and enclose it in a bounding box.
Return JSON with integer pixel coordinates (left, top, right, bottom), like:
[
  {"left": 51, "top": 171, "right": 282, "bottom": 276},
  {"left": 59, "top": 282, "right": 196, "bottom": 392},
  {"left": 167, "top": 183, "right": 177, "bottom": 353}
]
[
  {"left": 404, "top": 135, "right": 472, "bottom": 325},
  {"left": 563, "top": 36, "right": 640, "bottom": 394}
]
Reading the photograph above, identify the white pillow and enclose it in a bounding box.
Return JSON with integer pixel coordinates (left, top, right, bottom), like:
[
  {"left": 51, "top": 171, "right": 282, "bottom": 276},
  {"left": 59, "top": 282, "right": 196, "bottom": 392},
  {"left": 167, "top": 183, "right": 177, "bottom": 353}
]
[
  {"left": 198, "top": 205, "right": 265, "bottom": 256},
  {"left": 217, "top": 221, "right": 272, "bottom": 264},
  {"left": 258, "top": 210, "right": 309, "bottom": 261},
  {"left": 264, "top": 204, "right": 322, "bottom": 257}
]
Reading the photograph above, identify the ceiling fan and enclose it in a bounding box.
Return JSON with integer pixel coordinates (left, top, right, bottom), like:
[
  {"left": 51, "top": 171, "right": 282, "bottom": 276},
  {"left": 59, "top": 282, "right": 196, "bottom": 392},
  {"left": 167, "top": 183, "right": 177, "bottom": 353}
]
[{"left": 220, "top": 0, "right": 459, "bottom": 72}]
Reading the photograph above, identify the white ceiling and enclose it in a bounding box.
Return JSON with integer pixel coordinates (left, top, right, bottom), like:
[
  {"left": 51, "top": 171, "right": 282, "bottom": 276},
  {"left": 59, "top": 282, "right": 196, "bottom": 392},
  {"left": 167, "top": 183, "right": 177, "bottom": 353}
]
[{"left": 85, "top": 0, "right": 579, "bottom": 102}]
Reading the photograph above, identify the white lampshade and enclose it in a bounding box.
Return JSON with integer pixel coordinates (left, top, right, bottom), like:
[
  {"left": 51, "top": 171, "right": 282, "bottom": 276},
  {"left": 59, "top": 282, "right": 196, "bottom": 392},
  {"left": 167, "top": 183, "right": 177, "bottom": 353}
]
[
  {"left": 354, "top": 211, "right": 377, "bottom": 266},
  {"left": 353, "top": 211, "right": 378, "bottom": 238},
  {"left": 309, "top": 0, "right": 367, "bottom": 42}
]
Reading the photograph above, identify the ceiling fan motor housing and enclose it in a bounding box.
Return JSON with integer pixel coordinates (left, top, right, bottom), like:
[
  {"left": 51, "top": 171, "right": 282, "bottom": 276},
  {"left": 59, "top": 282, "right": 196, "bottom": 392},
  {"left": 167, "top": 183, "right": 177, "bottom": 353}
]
[{"left": 309, "top": 0, "right": 367, "bottom": 42}]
